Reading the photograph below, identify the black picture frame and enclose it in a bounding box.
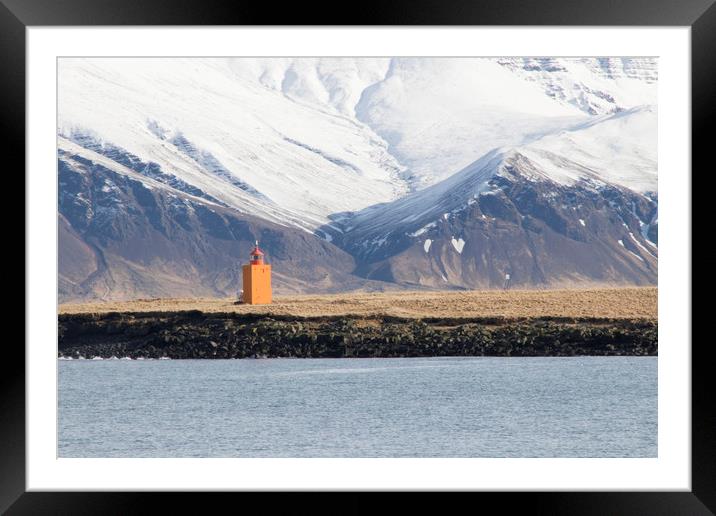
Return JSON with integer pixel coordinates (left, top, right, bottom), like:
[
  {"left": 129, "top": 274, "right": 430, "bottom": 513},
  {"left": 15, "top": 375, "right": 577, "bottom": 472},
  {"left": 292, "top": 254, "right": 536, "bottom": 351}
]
[{"left": 5, "top": 0, "right": 713, "bottom": 513}]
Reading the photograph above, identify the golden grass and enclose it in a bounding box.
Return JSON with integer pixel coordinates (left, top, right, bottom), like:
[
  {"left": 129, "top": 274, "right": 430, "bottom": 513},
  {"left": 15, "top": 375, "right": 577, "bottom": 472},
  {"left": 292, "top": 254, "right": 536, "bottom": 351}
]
[{"left": 59, "top": 286, "right": 657, "bottom": 320}]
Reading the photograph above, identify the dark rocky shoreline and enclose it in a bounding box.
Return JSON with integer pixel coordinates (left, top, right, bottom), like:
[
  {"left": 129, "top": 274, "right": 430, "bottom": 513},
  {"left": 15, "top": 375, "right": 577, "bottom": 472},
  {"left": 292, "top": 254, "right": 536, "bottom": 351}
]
[{"left": 58, "top": 312, "right": 657, "bottom": 359}]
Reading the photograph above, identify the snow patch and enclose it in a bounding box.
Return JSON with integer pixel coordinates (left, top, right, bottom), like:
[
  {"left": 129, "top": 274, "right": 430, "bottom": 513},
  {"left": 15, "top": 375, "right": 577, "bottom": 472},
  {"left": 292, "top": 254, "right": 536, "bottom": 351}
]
[
  {"left": 451, "top": 237, "right": 466, "bottom": 254},
  {"left": 629, "top": 250, "right": 644, "bottom": 262},
  {"left": 408, "top": 221, "right": 436, "bottom": 237},
  {"left": 579, "top": 218, "right": 586, "bottom": 226},
  {"left": 372, "top": 236, "right": 388, "bottom": 248},
  {"left": 618, "top": 237, "right": 645, "bottom": 262},
  {"left": 423, "top": 239, "right": 432, "bottom": 253},
  {"left": 628, "top": 231, "right": 655, "bottom": 257},
  {"left": 638, "top": 218, "right": 658, "bottom": 249}
]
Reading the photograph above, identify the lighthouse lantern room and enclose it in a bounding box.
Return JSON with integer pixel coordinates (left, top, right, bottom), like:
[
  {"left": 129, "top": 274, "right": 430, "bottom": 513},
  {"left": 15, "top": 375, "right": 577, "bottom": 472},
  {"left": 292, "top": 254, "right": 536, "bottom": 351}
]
[{"left": 242, "top": 241, "right": 272, "bottom": 304}]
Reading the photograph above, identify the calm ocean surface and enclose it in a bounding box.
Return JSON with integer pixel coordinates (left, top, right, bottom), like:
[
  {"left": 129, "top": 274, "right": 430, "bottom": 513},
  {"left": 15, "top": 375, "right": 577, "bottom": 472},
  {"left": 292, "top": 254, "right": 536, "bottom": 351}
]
[{"left": 58, "top": 356, "right": 657, "bottom": 458}]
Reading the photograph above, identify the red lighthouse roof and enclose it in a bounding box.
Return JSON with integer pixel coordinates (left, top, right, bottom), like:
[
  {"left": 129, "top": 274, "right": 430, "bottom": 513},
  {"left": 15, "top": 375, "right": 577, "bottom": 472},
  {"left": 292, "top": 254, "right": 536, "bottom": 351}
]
[{"left": 249, "top": 240, "right": 265, "bottom": 264}]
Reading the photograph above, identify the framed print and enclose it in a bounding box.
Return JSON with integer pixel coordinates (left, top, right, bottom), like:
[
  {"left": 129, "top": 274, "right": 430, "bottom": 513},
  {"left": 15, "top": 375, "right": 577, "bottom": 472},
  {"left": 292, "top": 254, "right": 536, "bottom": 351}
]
[{"left": 6, "top": 0, "right": 714, "bottom": 513}]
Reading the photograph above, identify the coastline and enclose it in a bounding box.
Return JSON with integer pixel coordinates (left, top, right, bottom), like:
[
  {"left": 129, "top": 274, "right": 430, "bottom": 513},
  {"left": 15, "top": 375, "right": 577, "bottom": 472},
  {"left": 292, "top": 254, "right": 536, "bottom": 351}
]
[
  {"left": 58, "top": 288, "right": 657, "bottom": 359},
  {"left": 58, "top": 312, "right": 657, "bottom": 359}
]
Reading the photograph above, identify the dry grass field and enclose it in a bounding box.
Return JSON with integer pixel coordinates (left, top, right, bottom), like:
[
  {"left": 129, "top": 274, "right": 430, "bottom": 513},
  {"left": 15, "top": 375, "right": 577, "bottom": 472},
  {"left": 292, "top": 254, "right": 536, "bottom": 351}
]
[{"left": 59, "top": 287, "right": 657, "bottom": 320}]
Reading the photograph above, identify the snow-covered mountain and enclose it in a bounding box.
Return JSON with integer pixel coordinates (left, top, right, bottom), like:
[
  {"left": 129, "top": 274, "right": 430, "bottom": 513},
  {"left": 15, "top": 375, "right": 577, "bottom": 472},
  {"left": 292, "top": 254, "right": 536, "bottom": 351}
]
[
  {"left": 330, "top": 103, "right": 657, "bottom": 287},
  {"left": 58, "top": 57, "right": 657, "bottom": 301}
]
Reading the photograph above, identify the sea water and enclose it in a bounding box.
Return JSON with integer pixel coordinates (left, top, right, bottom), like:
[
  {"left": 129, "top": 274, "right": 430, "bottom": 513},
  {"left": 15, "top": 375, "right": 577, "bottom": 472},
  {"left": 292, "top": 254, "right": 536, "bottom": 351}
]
[{"left": 58, "top": 356, "right": 657, "bottom": 457}]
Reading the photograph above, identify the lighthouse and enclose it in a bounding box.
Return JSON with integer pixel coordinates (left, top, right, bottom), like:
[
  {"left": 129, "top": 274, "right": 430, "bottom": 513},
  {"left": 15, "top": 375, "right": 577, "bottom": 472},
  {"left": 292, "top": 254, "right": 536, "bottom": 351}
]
[{"left": 242, "top": 241, "right": 272, "bottom": 304}]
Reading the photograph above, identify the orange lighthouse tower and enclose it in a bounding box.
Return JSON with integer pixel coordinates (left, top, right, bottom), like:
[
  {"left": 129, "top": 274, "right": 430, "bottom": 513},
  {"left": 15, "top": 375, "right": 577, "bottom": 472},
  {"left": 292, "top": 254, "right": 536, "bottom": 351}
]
[{"left": 242, "top": 241, "right": 272, "bottom": 304}]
